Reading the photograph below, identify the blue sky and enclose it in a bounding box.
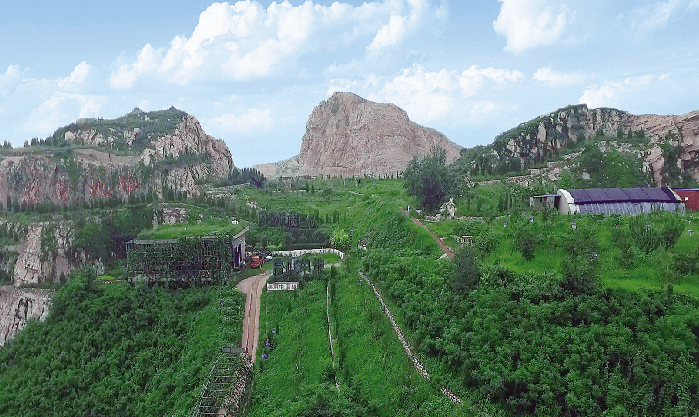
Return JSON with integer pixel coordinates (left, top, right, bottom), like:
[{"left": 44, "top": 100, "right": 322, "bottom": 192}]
[{"left": 1, "top": 0, "right": 698, "bottom": 168}]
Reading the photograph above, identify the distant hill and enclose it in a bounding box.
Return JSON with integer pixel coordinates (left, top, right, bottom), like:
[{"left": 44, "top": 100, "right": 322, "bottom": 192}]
[
  {"left": 255, "top": 92, "right": 462, "bottom": 178},
  {"left": 0, "top": 107, "right": 234, "bottom": 210},
  {"left": 455, "top": 104, "right": 699, "bottom": 188}
]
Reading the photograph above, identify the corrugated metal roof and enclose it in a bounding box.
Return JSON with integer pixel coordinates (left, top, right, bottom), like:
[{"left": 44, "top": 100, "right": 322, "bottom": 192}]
[{"left": 567, "top": 188, "right": 678, "bottom": 204}]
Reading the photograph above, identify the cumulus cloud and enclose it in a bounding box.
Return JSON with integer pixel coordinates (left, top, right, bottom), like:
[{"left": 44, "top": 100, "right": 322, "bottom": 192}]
[
  {"left": 2, "top": 62, "right": 104, "bottom": 136},
  {"left": 578, "top": 75, "right": 653, "bottom": 108},
  {"left": 367, "top": 13, "right": 407, "bottom": 54},
  {"left": 533, "top": 67, "right": 585, "bottom": 86},
  {"left": 110, "top": 0, "right": 439, "bottom": 87},
  {"left": 367, "top": 0, "right": 430, "bottom": 54},
  {"left": 24, "top": 93, "right": 104, "bottom": 134},
  {"left": 459, "top": 65, "right": 524, "bottom": 97},
  {"left": 353, "top": 64, "right": 523, "bottom": 123},
  {"left": 111, "top": 44, "right": 161, "bottom": 89},
  {"left": 372, "top": 66, "right": 457, "bottom": 122},
  {"left": 209, "top": 107, "right": 273, "bottom": 132},
  {"left": 493, "top": 0, "right": 574, "bottom": 53},
  {"left": 57, "top": 61, "right": 91, "bottom": 90},
  {"left": 470, "top": 101, "right": 498, "bottom": 119}
]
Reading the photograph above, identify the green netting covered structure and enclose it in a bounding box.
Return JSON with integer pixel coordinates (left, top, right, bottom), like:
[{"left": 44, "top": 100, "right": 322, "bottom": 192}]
[{"left": 126, "top": 227, "right": 247, "bottom": 285}]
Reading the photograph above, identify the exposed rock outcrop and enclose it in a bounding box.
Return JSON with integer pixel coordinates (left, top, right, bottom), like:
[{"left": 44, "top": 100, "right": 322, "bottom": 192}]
[
  {"left": 254, "top": 155, "right": 300, "bottom": 180},
  {"left": 11, "top": 221, "right": 73, "bottom": 287},
  {"left": 296, "top": 92, "right": 462, "bottom": 178},
  {"left": 492, "top": 104, "right": 699, "bottom": 186},
  {"left": 0, "top": 109, "right": 234, "bottom": 209},
  {"left": 0, "top": 286, "right": 52, "bottom": 346},
  {"left": 139, "top": 115, "right": 232, "bottom": 178}
]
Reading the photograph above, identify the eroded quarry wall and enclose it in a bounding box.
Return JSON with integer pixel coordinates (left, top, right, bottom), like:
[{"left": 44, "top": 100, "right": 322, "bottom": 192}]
[{"left": 0, "top": 286, "right": 52, "bottom": 346}]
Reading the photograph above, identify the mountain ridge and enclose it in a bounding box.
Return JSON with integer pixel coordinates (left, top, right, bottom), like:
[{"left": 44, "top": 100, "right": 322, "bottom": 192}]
[{"left": 457, "top": 104, "right": 699, "bottom": 187}]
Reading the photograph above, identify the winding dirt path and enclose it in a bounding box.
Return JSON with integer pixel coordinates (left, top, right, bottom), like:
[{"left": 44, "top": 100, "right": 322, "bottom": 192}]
[
  {"left": 237, "top": 271, "right": 272, "bottom": 363},
  {"left": 403, "top": 209, "right": 455, "bottom": 258}
]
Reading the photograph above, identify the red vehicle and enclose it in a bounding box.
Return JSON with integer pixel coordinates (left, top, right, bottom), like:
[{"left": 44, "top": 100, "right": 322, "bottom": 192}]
[{"left": 249, "top": 254, "right": 264, "bottom": 268}]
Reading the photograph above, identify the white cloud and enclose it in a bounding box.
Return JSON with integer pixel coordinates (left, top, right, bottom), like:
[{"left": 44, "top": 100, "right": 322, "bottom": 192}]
[
  {"left": 111, "top": 44, "right": 161, "bottom": 89},
  {"left": 24, "top": 93, "right": 104, "bottom": 135},
  {"left": 366, "top": 0, "right": 430, "bottom": 54},
  {"left": 209, "top": 107, "right": 273, "bottom": 132},
  {"left": 629, "top": 0, "right": 684, "bottom": 32},
  {"left": 111, "top": 0, "right": 439, "bottom": 86},
  {"left": 0, "top": 65, "right": 21, "bottom": 91},
  {"left": 354, "top": 64, "right": 523, "bottom": 123},
  {"left": 459, "top": 65, "right": 524, "bottom": 97},
  {"left": 578, "top": 75, "right": 653, "bottom": 108},
  {"left": 2, "top": 62, "right": 104, "bottom": 136},
  {"left": 533, "top": 67, "right": 585, "bottom": 86},
  {"left": 470, "top": 101, "right": 497, "bottom": 119},
  {"left": 372, "top": 66, "right": 457, "bottom": 122},
  {"left": 138, "top": 99, "right": 152, "bottom": 110},
  {"left": 57, "top": 61, "right": 90, "bottom": 91},
  {"left": 367, "top": 13, "right": 407, "bottom": 54},
  {"left": 493, "top": 0, "right": 573, "bottom": 53}
]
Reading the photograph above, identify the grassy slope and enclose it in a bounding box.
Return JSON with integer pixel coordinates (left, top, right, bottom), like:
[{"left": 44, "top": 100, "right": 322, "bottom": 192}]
[
  {"left": 334, "top": 261, "right": 464, "bottom": 416},
  {"left": 137, "top": 220, "right": 247, "bottom": 239},
  {"left": 424, "top": 210, "right": 699, "bottom": 297}
]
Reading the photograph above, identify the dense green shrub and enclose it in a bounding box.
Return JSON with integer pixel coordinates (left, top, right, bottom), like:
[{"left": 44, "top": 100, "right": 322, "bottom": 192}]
[
  {"left": 452, "top": 246, "right": 481, "bottom": 293},
  {"left": 0, "top": 268, "right": 245, "bottom": 417},
  {"left": 629, "top": 216, "right": 661, "bottom": 254}
]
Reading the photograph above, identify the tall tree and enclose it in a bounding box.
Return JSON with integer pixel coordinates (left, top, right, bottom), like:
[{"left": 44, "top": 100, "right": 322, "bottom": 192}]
[{"left": 403, "top": 146, "right": 455, "bottom": 211}]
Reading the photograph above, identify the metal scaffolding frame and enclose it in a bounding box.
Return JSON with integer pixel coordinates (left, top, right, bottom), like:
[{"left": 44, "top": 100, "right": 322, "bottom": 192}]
[{"left": 194, "top": 351, "right": 251, "bottom": 417}]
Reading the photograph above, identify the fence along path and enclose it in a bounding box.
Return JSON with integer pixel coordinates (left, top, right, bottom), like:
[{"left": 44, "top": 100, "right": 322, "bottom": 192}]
[{"left": 359, "top": 271, "right": 461, "bottom": 404}]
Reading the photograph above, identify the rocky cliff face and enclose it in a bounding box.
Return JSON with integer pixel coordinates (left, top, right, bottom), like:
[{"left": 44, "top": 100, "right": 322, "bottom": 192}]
[
  {"left": 138, "top": 115, "right": 233, "bottom": 178},
  {"left": 494, "top": 104, "right": 699, "bottom": 186},
  {"left": 0, "top": 109, "right": 233, "bottom": 210},
  {"left": 0, "top": 286, "right": 52, "bottom": 346},
  {"left": 296, "top": 92, "right": 462, "bottom": 178}
]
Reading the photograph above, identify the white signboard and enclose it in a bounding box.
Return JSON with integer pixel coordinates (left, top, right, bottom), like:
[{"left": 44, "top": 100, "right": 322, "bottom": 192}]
[{"left": 267, "top": 282, "right": 298, "bottom": 291}]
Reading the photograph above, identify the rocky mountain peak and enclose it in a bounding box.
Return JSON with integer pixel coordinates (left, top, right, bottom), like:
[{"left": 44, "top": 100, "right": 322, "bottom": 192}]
[{"left": 296, "top": 92, "right": 462, "bottom": 178}]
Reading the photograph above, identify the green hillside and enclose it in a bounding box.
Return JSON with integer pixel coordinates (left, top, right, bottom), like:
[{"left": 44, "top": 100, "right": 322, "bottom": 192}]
[{"left": 2, "top": 175, "right": 699, "bottom": 416}]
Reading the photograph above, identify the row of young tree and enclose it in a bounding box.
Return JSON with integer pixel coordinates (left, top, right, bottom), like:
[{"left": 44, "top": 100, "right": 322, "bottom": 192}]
[{"left": 359, "top": 207, "right": 699, "bottom": 416}]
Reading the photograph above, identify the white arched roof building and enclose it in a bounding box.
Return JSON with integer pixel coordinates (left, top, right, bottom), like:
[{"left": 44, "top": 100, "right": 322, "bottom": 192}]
[{"left": 556, "top": 188, "right": 684, "bottom": 215}]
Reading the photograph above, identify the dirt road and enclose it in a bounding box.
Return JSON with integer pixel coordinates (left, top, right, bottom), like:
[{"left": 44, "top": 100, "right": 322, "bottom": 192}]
[{"left": 237, "top": 271, "right": 272, "bottom": 363}]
